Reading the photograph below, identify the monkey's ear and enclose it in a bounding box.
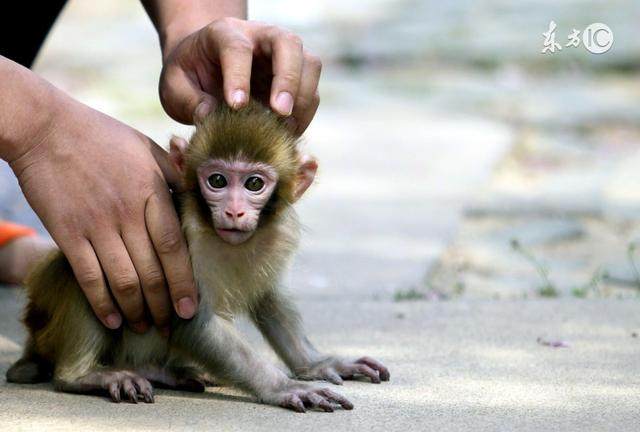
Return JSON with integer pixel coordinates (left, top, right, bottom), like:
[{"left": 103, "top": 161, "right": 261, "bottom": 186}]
[
  {"left": 169, "top": 136, "right": 189, "bottom": 190},
  {"left": 169, "top": 135, "right": 188, "bottom": 173},
  {"left": 292, "top": 155, "right": 318, "bottom": 202}
]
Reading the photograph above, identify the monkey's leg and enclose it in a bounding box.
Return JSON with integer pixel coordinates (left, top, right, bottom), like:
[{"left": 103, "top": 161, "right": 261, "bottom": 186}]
[
  {"left": 55, "top": 369, "right": 154, "bottom": 403},
  {"left": 171, "top": 310, "right": 353, "bottom": 412},
  {"left": 46, "top": 297, "right": 154, "bottom": 403},
  {"left": 251, "top": 290, "right": 390, "bottom": 385},
  {"left": 52, "top": 329, "right": 154, "bottom": 403},
  {"left": 136, "top": 362, "right": 213, "bottom": 393},
  {"left": 52, "top": 334, "right": 156, "bottom": 403}
]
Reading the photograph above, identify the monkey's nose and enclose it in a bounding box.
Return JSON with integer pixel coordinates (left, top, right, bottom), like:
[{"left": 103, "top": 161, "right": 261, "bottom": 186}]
[{"left": 225, "top": 210, "right": 245, "bottom": 219}]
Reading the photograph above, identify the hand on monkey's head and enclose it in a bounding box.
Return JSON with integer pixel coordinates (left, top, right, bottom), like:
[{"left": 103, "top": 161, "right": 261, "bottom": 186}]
[{"left": 169, "top": 102, "right": 318, "bottom": 245}]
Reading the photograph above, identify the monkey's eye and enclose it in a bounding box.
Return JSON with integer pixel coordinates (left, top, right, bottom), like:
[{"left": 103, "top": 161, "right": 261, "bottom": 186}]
[
  {"left": 207, "top": 174, "right": 227, "bottom": 189},
  {"left": 244, "top": 176, "right": 265, "bottom": 192}
]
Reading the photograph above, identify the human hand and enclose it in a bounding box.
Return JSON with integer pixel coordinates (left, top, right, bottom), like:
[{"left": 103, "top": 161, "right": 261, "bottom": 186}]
[
  {"left": 159, "top": 17, "right": 322, "bottom": 135},
  {"left": 9, "top": 94, "right": 197, "bottom": 334}
]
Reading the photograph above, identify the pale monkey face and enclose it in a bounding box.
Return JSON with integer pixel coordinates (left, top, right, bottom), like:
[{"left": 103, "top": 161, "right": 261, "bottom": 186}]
[{"left": 197, "top": 159, "right": 278, "bottom": 245}]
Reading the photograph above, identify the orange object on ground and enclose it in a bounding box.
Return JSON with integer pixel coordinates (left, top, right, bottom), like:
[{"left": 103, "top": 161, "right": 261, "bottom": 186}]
[{"left": 0, "top": 221, "right": 37, "bottom": 247}]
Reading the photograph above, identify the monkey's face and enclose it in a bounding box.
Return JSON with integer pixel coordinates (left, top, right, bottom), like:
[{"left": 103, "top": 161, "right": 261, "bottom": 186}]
[{"left": 197, "top": 159, "right": 278, "bottom": 245}]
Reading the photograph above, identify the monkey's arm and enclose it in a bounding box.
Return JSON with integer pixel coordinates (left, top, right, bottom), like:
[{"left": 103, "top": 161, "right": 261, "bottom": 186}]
[
  {"left": 251, "top": 291, "right": 390, "bottom": 385},
  {"left": 171, "top": 308, "right": 352, "bottom": 412}
]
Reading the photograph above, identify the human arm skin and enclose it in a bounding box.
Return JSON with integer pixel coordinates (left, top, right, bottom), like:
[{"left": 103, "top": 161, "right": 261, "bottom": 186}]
[
  {"left": 141, "top": 0, "right": 322, "bottom": 135},
  {"left": 0, "top": 56, "right": 197, "bottom": 332}
]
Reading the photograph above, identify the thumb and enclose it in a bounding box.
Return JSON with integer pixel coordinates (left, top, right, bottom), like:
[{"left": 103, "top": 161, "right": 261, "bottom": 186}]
[{"left": 159, "top": 65, "right": 216, "bottom": 125}]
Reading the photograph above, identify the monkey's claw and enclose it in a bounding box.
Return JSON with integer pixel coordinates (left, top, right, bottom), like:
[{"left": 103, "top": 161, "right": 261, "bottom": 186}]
[
  {"left": 266, "top": 381, "right": 353, "bottom": 413},
  {"left": 103, "top": 371, "right": 154, "bottom": 404},
  {"left": 346, "top": 356, "right": 391, "bottom": 383},
  {"left": 299, "top": 356, "right": 390, "bottom": 385}
]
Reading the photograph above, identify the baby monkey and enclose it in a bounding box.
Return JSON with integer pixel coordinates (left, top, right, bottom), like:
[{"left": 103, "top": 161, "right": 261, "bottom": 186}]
[{"left": 7, "top": 101, "right": 389, "bottom": 412}]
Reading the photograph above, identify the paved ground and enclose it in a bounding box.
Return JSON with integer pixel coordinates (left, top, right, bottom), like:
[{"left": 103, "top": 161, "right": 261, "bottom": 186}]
[
  {"left": 2, "top": 1, "right": 640, "bottom": 430},
  {"left": 1, "top": 288, "right": 639, "bottom": 431}
]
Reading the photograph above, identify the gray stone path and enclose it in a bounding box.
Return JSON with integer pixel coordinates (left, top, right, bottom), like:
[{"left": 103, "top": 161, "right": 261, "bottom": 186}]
[
  {"left": 1, "top": 289, "right": 639, "bottom": 431},
  {"left": 3, "top": 1, "right": 640, "bottom": 430}
]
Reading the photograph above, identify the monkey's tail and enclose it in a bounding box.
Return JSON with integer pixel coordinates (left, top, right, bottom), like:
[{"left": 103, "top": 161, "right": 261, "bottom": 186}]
[{"left": 6, "top": 343, "right": 53, "bottom": 383}]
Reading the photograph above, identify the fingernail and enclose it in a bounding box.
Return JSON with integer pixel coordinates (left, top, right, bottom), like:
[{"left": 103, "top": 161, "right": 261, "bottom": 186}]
[
  {"left": 194, "top": 101, "right": 212, "bottom": 122},
  {"left": 275, "top": 91, "right": 294, "bottom": 116},
  {"left": 231, "top": 90, "right": 247, "bottom": 109},
  {"left": 105, "top": 313, "right": 122, "bottom": 329},
  {"left": 176, "top": 297, "right": 196, "bottom": 319}
]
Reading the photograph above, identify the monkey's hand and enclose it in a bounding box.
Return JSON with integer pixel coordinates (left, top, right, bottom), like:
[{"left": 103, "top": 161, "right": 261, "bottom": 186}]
[
  {"left": 258, "top": 380, "right": 353, "bottom": 413},
  {"left": 296, "top": 356, "right": 390, "bottom": 385}
]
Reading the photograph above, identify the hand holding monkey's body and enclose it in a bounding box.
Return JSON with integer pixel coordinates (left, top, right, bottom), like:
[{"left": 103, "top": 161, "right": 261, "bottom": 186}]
[{"left": 7, "top": 102, "right": 389, "bottom": 412}]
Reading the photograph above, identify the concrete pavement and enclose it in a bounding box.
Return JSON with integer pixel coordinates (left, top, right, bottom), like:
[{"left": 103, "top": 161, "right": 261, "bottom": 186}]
[
  {"left": 2, "top": 1, "right": 639, "bottom": 430},
  {"left": 1, "top": 287, "right": 639, "bottom": 431}
]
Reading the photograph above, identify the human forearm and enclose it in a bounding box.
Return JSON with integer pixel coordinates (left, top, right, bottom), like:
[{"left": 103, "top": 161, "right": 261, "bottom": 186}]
[
  {"left": 141, "top": 0, "right": 247, "bottom": 58},
  {"left": 0, "top": 56, "right": 59, "bottom": 163}
]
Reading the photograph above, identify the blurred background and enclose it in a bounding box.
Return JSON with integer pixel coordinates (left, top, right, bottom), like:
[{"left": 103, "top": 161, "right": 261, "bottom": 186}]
[{"left": 2, "top": 0, "right": 640, "bottom": 302}]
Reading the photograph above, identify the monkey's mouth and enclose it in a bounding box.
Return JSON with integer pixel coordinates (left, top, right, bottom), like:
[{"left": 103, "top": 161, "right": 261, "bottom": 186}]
[
  {"left": 215, "top": 227, "right": 254, "bottom": 245},
  {"left": 217, "top": 228, "right": 244, "bottom": 233}
]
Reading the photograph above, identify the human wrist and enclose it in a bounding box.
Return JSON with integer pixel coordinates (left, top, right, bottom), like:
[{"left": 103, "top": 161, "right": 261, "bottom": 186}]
[
  {"left": 160, "top": 19, "right": 205, "bottom": 60},
  {"left": 6, "top": 91, "right": 76, "bottom": 180},
  {"left": 159, "top": 3, "right": 247, "bottom": 61},
  {"left": 0, "top": 60, "right": 61, "bottom": 164}
]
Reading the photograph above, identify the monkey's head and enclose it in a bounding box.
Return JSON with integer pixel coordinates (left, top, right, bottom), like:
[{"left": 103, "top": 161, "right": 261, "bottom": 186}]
[{"left": 169, "top": 102, "right": 317, "bottom": 245}]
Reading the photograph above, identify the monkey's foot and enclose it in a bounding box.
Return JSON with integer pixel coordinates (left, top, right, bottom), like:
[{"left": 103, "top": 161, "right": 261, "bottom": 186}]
[
  {"left": 260, "top": 381, "right": 353, "bottom": 413},
  {"left": 297, "top": 356, "right": 390, "bottom": 385},
  {"left": 56, "top": 370, "right": 154, "bottom": 403}
]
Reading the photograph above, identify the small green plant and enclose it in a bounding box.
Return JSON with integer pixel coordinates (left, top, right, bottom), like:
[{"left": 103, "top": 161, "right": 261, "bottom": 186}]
[
  {"left": 571, "top": 287, "right": 588, "bottom": 298},
  {"left": 571, "top": 267, "right": 606, "bottom": 298},
  {"left": 538, "top": 284, "right": 559, "bottom": 298},
  {"left": 510, "top": 239, "right": 558, "bottom": 298},
  {"left": 393, "top": 287, "right": 426, "bottom": 302}
]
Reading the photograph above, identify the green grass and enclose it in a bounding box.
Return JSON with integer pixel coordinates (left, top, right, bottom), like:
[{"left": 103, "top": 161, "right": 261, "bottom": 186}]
[
  {"left": 571, "top": 287, "right": 588, "bottom": 298},
  {"left": 393, "top": 288, "right": 426, "bottom": 302},
  {"left": 510, "top": 238, "right": 559, "bottom": 298},
  {"left": 538, "top": 284, "right": 559, "bottom": 298}
]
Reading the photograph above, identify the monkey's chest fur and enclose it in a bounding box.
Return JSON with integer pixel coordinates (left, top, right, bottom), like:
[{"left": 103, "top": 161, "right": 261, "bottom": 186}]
[{"left": 187, "top": 223, "right": 297, "bottom": 319}]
